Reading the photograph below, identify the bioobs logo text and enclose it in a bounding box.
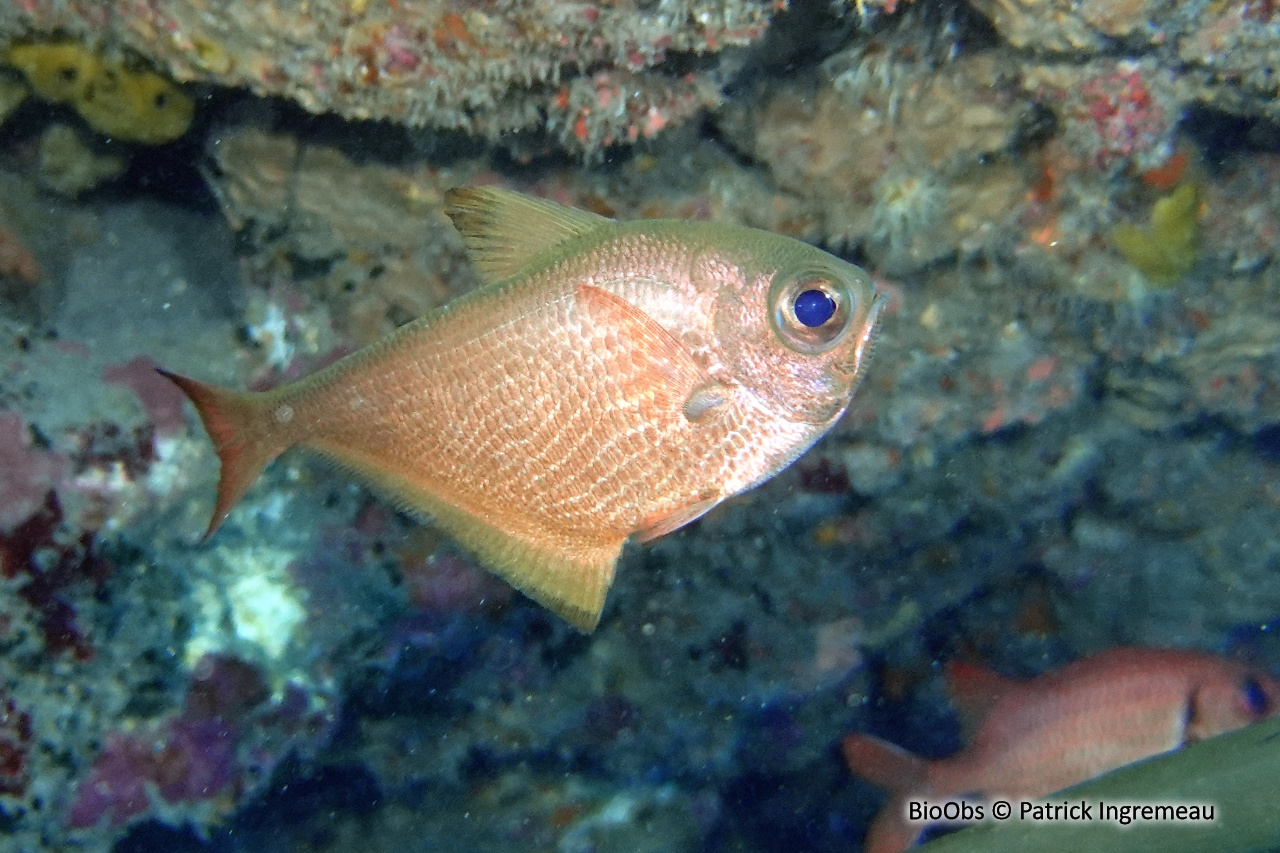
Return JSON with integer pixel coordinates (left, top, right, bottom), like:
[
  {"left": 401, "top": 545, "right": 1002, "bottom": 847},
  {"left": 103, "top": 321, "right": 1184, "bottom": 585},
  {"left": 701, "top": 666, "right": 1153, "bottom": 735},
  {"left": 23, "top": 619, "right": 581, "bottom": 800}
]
[
  {"left": 904, "top": 798, "right": 1216, "bottom": 827},
  {"left": 906, "top": 800, "right": 985, "bottom": 823}
]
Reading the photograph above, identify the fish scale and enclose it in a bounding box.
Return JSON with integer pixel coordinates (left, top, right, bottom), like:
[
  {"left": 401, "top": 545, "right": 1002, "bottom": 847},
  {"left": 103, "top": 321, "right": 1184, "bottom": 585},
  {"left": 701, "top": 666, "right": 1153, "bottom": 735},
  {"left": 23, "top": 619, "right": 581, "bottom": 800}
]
[{"left": 161, "top": 187, "right": 883, "bottom": 630}]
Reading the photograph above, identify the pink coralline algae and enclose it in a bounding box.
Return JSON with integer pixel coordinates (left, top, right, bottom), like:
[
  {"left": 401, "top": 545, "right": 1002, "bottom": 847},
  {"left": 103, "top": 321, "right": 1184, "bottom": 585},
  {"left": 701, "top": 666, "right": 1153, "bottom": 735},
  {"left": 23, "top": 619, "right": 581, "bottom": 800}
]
[
  {"left": 67, "top": 721, "right": 240, "bottom": 828},
  {"left": 68, "top": 734, "right": 165, "bottom": 828},
  {"left": 0, "top": 698, "right": 33, "bottom": 796},
  {"left": 185, "top": 654, "right": 271, "bottom": 722},
  {"left": 401, "top": 551, "right": 512, "bottom": 615},
  {"left": 1, "top": 492, "right": 108, "bottom": 661},
  {"left": 68, "top": 655, "right": 268, "bottom": 829},
  {"left": 548, "top": 69, "right": 717, "bottom": 151},
  {"left": 1073, "top": 65, "right": 1174, "bottom": 171},
  {"left": 0, "top": 412, "right": 65, "bottom": 532},
  {"left": 152, "top": 719, "right": 241, "bottom": 803},
  {"left": 102, "top": 355, "right": 192, "bottom": 436}
]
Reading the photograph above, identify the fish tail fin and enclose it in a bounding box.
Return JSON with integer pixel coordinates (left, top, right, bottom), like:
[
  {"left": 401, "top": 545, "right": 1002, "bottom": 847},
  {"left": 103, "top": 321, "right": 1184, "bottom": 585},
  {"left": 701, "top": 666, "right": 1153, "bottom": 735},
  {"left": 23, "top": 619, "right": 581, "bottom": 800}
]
[
  {"left": 158, "top": 369, "right": 292, "bottom": 539},
  {"left": 842, "top": 734, "right": 930, "bottom": 853}
]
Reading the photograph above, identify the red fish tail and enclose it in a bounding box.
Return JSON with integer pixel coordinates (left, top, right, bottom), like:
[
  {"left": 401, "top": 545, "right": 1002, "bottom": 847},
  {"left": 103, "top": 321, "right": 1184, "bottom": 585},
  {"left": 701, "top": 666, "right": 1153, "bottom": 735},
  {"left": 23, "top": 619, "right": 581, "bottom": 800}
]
[
  {"left": 157, "top": 368, "right": 292, "bottom": 539},
  {"left": 843, "top": 734, "right": 930, "bottom": 853}
]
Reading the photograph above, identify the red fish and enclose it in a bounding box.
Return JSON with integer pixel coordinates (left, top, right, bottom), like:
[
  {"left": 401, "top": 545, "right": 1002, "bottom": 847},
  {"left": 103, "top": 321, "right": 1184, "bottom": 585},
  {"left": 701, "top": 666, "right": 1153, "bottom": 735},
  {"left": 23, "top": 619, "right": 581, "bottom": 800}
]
[{"left": 842, "top": 646, "right": 1280, "bottom": 853}]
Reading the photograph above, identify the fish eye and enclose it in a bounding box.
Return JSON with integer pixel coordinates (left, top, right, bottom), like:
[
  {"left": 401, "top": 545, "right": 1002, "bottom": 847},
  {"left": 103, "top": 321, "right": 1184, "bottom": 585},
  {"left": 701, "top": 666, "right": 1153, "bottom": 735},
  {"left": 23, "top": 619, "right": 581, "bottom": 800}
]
[
  {"left": 1241, "top": 676, "right": 1270, "bottom": 717},
  {"left": 770, "top": 273, "right": 854, "bottom": 354},
  {"left": 794, "top": 289, "right": 836, "bottom": 327}
]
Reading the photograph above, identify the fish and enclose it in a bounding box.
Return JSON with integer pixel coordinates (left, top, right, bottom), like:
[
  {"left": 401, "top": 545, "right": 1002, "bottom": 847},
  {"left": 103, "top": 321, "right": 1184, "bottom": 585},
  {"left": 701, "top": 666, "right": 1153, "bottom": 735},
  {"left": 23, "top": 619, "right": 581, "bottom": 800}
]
[
  {"left": 160, "top": 187, "right": 884, "bottom": 631},
  {"left": 842, "top": 646, "right": 1280, "bottom": 853}
]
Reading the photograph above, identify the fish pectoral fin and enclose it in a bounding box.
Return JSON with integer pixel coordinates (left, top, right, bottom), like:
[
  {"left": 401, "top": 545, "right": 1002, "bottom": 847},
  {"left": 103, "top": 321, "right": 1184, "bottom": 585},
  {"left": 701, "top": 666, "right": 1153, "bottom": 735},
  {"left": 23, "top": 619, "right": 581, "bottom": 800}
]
[
  {"left": 445, "top": 187, "right": 613, "bottom": 284},
  {"left": 683, "top": 381, "right": 735, "bottom": 421},
  {"left": 576, "top": 284, "right": 714, "bottom": 415},
  {"left": 635, "top": 495, "right": 721, "bottom": 543}
]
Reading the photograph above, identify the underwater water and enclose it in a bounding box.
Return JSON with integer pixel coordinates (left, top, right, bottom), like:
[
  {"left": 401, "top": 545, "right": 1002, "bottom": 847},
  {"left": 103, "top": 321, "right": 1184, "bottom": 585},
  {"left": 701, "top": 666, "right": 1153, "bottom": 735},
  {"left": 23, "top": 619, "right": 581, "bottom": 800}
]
[{"left": 4, "top": 1, "right": 1280, "bottom": 851}]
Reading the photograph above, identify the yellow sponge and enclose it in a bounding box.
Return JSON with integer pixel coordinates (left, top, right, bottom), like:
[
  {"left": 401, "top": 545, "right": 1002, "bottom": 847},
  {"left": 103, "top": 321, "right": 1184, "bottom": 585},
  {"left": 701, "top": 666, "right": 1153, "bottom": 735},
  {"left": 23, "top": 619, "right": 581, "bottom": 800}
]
[
  {"left": 5, "top": 40, "right": 193, "bottom": 144},
  {"left": 1112, "top": 183, "right": 1201, "bottom": 286}
]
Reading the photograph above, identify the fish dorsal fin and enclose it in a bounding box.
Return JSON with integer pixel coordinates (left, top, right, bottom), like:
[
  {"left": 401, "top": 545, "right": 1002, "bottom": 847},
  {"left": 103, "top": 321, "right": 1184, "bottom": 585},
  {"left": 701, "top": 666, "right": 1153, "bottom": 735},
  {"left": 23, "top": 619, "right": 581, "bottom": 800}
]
[
  {"left": 444, "top": 187, "right": 613, "bottom": 283},
  {"left": 944, "top": 659, "right": 1020, "bottom": 739}
]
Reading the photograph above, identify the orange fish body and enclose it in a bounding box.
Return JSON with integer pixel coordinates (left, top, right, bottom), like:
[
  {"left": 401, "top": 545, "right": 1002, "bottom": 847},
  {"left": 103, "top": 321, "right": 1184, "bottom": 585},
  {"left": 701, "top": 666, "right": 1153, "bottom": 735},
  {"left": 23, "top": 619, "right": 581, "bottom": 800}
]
[
  {"left": 161, "top": 188, "right": 884, "bottom": 630},
  {"left": 843, "top": 647, "right": 1280, "bottom": 853}
]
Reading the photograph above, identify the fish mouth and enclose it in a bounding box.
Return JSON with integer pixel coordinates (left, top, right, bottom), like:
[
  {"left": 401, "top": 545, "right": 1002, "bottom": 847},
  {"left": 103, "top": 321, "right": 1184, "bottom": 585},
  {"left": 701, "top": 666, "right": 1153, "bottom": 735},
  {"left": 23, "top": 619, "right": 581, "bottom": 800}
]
[{"left": 832, "top": 292, "right": 886, "bottom": 379}]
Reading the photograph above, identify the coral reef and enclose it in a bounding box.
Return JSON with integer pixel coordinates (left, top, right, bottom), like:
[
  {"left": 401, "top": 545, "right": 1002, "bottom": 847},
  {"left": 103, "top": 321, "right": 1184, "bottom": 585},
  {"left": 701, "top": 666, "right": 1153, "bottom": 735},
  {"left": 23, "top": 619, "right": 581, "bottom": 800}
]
[
  {"left": 967, "top": 0, "right": 1156, "bottom": 52},
  {"left": 722, "top": 46, "right": 1031, "bottom": 267},
  {"left": 0, "top": 0, "right": 776, "bottom": 154},
  {"left": 204, "top": 125, "right": 480, "bottom": 347},
  {"left": 4, "top": 2, "right": 1280, "bottom": 853}
]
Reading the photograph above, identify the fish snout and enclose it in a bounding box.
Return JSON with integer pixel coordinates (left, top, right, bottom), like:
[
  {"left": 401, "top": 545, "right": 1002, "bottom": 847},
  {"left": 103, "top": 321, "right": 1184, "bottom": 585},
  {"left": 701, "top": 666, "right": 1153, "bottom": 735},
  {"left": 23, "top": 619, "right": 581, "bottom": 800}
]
[{"left": 832, "top": 291, "right": 887, "bottom": 381}]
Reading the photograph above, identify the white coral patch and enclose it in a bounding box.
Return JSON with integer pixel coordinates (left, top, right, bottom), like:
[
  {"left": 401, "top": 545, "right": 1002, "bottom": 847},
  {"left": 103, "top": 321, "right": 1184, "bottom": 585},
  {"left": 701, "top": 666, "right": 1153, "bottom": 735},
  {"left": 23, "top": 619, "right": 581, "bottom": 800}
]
[
  {"left": 229, "top": 570, "right": 307, "bottom": 658},
  {"left": 185, "top": 544, "right": 307, "bottom": 665},
  {"left": 247, "top": 301, "right": 293, "bottom": 369}
]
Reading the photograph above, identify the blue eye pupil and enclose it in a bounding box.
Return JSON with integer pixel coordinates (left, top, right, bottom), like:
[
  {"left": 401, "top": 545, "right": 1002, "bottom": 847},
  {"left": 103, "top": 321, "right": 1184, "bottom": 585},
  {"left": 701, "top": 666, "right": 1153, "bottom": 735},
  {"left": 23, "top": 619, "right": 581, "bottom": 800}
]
[{"left": 794, "top": 289, "right": 836, "bottom": 328}]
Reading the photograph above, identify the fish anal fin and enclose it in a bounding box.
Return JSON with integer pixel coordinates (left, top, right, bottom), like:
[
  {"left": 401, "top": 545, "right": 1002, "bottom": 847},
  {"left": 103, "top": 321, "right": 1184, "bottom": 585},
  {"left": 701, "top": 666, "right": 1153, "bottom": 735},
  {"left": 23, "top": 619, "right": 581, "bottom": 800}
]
[
  {"left": 444, "top": 187, "right": 612, "bottom": 284},
  {"left": 576, "top": 284, "right": 713, "bottom": 416},
  {"left": 308, "top": 441, "right": 623, "bottom": 632},
  {"left": 157, "top": 368, "right": 290, "bottom": 540},
  {"left": 636, "top": 495, "right": 721, "bottom": 543},
  {"left": 496, "top": 528, "right": 621, "bottom": 632},
  {"left": 842, "top": 733, "right": 928, "bottom": 794},
  {"left": 483, "top": 527, "right": 621, "bottom": 632},
  {"left": 944, "top": 659, "right": 1020, "bottom": 738}
]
